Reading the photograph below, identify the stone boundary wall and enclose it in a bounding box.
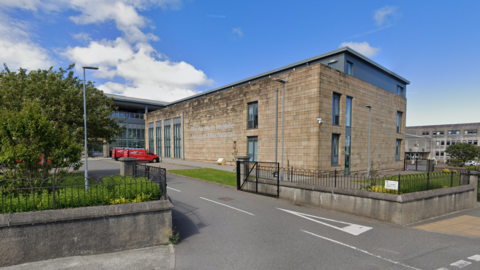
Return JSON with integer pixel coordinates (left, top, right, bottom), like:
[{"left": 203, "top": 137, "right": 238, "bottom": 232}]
[
  {"left": 0, "top": 200, "right": 174, "bottom": 267},
  {"left": 242, "top": 174, "right": 478, "bottom": 225}
]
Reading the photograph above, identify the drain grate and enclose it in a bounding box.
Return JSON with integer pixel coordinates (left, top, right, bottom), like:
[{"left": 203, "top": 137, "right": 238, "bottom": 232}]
[{"left": 218, "top": 197, "right": 234, "bottom": 201}]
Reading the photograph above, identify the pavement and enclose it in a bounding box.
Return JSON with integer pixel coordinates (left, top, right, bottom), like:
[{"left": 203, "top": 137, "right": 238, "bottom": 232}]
[{"left": 0, "top": 245, "right": 175, "bottom": 270}]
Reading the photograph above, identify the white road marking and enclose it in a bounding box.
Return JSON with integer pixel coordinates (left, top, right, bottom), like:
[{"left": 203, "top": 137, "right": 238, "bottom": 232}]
[
  {"left": 167, "top": 187, "right": 181, "bottom": 192},
  {"left": 467, "top": 254, "right": 480, "bottom": 261},
  {"left": 450, "top": 260, "right": 471, "bottom": 268},
  {"left": 301, "top": 230, "right": 422, "bottom": 270},
  {"left": 436, "top": 268, "right": 449, "bottom": 270},
  {"left": 200, "top": 197, "right": 255, "bottom": 216},
  {"left": 278, "top": 208, "right": 372, "bottom": 236}
]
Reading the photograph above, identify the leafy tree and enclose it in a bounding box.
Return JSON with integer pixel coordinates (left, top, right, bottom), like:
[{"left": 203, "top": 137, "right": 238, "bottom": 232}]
[
  {"left": 0, "top": 64, "right": 121, "bottom": 178},
  {"left": 445, "top": 143, "right": 480, "bottom": 166}
]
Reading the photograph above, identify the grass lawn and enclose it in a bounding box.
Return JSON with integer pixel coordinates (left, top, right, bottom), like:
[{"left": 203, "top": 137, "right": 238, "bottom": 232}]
[{"left": 169, "top": 168, "right": 237, "bottom": 187}]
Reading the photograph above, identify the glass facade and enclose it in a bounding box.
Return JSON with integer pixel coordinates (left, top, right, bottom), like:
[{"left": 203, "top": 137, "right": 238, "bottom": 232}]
[
  {"left": 174, "top": 117, "right": 182, "bottom": 158},
  {"left": 108, "top": 123, "right": 145, "bottom": 155},
  {"left": 110, "top": 111, "right": 144, "bottom": 119},
  {"left": 248, "top": 137, "right": 258, "bottom": 161},
  {"left": 148, "top": 122, "right": 154, "bottom": 152},
  {"left": 248, "top": 102, "right": 258, "bottom": 129},
  {"left": 164, "top": 119, "right": 171, "bottom": 158},
  {"left": 156, "top": 121, "right": 162, "bottom": 157}
]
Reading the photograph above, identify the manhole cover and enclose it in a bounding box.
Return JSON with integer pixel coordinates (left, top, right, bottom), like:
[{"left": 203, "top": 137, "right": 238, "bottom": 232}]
[{"left": 218, "top": 197, "right": 234, "bottom": 201}]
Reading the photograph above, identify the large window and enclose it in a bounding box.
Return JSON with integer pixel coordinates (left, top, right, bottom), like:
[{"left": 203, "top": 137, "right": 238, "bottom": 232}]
[
  {"left": 397, "top": 86, "right": 404, "bottom": 97},
  {"left": 332, "top": 134, "right": 340, "bottom": 166},
  {"left": 396, "top": 139, "right": 402, "bottom": 161},
  {"left": 247, "top": 137, "right": 258, "bottom": 162},
  {"left": 345, "top": 136, "right": 351, "bottom": 174},
  {"left": 164, "top": 119, "right": 171, "bottom": 158},
  {"left": 248, "top": 102, "right": 258, "bottom": 129},
  {"left": 332, "top": 93, "right": 341, "bottom": 125},
  {"left": 148, "top": 122, "right": 154, "bottom": 152},
  {"left": 156, "top": 121, "right": 162, "bottom": 157},
  {"left": 346, "top": 96, "right": 352, "bottom": 127},
  {"left": 396, "top": 112, "right": 403, "bottom": 133},
  {"left": 173, "top": 117, "right": 182, "bottom": 159},
  {"left": 346, "top": 61, "right": 353, "bottom": 75}
]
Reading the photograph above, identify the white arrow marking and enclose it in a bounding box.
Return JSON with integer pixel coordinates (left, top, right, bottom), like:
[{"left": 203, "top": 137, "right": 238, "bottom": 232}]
[{"left": 278, "top": 208, "right": 372, "bottom": 236}]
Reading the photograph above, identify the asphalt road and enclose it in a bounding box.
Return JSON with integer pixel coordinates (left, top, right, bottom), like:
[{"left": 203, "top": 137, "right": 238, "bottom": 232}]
[{"left": 76, "top": 160, "right": 480, "bottom": 270}]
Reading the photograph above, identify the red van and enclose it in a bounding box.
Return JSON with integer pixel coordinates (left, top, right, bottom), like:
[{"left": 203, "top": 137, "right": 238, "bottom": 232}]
[
  {"left": 122, "top": 149, "right": 160, "bottom": 163},
  {"left": 111, "top": 148, "right": 126, "bottom": 161}
]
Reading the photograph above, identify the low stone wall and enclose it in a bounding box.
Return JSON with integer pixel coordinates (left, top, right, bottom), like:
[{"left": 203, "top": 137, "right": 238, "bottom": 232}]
[
  {"left": 0, "top": 200, "right": 174, "bottom": 267},
  {"left": 243, "top": 173, "right": 478, "bottom": 225}
]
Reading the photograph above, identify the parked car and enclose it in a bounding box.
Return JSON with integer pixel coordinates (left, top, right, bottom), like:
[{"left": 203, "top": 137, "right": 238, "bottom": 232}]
[
  {"left": 122, "top": 149, "right": 160, "bottom": 163},
  {"left": 464, "top": 160, "right": 478, "bottom": 166},
  {"left": 15, "top": 157, "right": 51, "bottom": 165}
]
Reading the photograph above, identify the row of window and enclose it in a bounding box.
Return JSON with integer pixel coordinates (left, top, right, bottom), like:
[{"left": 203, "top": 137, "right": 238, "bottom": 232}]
[
  {"left": 427, "top": 130, "right": 477, "bottom": 136},
  {"left": 110, "top": 111, "right": 145, "bottom": 119},
  {"left": 436, "top": 140, "right": 478, "bottom": 146},
  {"left": 331, "top": 134, "right": 402, "bottom": 165},
  {"left": 147, "top": 118, "right": 182, "bottom": 158}
]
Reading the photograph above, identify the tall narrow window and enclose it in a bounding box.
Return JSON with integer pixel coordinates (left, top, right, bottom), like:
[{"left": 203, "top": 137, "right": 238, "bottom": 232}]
[
  {"left": 345, "top": 136, "right": 351, "bottom": 174},
  {"left": 396, "top": 139, "right": 402, "bottom": 161},
  {"left": 346, "top": 61, "right": 353, "bottom": 75},
  {"left": 173, "top": 117, "right": 182, "bottom": 159},
  {"left": 396, "top": 111, "right": 403, "bottom": 133},
  {"left": 148, "top": 122, "right": 154, "bottom": 152},
  {"left": 156, "top": 121, "right": 162, "bottom": 157},
  {"left": 332, "top": 93, "right": 341, "bottom": 125},
  {"left": 248, "top": 102, "right": 258, "bottom": 129},
  {"left": 247, "top": 137, "right": 258, "bottom": 162},
  {"left": 332, "top": 134, "right": 340, "bottom": 166},
  {"left": 397, "top": 86, "right": 404, "bottom": 97},
  {"left": 346, "top": 96, "right": 352, "bottom": 127},
  {"left": 164, "top": 119, "right": 171, "bottom": 158}
]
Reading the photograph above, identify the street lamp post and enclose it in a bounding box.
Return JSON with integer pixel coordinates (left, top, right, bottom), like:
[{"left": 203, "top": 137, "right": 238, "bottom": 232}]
[
  {"left": 274, "top": 78, "right": 286, "bottom": 181},
  {"left": 365, "top": 105, "right": 372, "bottom": 180},
  {"left": 83, "top": 66, "right": 99, "bottom": 190}
]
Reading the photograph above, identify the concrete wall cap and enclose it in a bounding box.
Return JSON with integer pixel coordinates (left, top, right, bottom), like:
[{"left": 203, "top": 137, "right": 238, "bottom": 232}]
[{"left": 0, "top": 200, "right": 174, "bottom": 228}]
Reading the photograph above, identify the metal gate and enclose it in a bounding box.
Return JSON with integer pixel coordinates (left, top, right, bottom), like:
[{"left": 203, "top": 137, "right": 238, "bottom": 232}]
[
  {"left": 236, "top": 161, "right": 279, "bottom": 198},
  {"left": 405, "top": 159, "right": 435, "bottom": 172}
]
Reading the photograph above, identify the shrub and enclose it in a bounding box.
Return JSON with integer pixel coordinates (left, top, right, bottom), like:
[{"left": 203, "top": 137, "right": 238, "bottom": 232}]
[{"left": 442, "top": 168, "right": 451, "bottom": 173}]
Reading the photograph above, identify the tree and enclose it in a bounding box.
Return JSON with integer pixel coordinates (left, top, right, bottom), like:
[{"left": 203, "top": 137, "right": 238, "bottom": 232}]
[
  {"left": 445, "top": 143, "right": 480, "bottom": 166},
  {"left": 0, "top": 64, "right": 121, "bottom": 178}
]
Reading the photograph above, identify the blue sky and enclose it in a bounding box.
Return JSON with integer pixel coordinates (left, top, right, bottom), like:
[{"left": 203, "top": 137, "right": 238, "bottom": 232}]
[{"left": 1, "top": 0, "right": 479, "bottom": 126}]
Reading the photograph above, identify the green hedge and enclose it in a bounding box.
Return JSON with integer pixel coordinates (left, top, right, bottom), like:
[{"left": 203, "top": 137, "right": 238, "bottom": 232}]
[{"left": 0, "top": 175, "right": 161, "bottom": 214}]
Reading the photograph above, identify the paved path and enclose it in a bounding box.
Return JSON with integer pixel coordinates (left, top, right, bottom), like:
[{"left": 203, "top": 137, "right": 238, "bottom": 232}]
[{"left": 0, "top": 245, "right": 174, "bottom": 270}]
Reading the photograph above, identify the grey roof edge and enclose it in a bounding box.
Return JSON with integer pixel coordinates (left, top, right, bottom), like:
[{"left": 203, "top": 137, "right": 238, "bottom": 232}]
[
  {"left": 105, "top": 93, "right": 168, "bottom": 107},
  {"left": 166, "top": 46, "right": 410, "bottom": 106},
  {"left": 406, "top": 122, "right": 480, "bottom": 129}
]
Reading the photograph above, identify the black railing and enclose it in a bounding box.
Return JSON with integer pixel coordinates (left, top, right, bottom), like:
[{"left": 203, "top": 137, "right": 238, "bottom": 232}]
[
  {"left": 238, "top": 161, "right": 279, "bottom": 198},
  {"left": 236, "top": 160, "right": 471, "bottom": 195},
  {"left": 1, "top": 169, "right": 166, "bottom": 214},
  {"left": 134, "top": 163, "right": 167, "bottom": 198}
]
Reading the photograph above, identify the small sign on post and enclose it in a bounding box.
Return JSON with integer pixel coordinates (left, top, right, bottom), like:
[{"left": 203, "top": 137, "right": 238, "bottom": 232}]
[{"left": 385, "top": 180, "right": 399, "bottom": 190}]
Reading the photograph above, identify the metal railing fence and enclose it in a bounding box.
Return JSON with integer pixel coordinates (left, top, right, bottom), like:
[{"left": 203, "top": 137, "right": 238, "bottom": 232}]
[
  {"left": 1, "top": 170, "right": 165, "bottom": 214},
  {"left": 134, "top": 163, "right": 167, "bottom": 198}
]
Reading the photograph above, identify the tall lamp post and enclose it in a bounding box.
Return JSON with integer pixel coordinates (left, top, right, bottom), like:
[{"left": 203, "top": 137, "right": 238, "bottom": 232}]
[
  {"left": 365, "top": 105, "right": 372, "bottom": 180},
  {"left": 274, "top": 78, "right": 286, "bottom": 181},
  {"left": 83, "top": 66, "right": 98, "bottom": 190}
]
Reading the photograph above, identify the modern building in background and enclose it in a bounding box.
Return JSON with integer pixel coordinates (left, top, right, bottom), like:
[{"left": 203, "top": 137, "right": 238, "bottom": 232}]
[
  {"left": 90, "top": 93, "right": 167, "bottom": 157},
  {"left": 144, "top": 47, "right": 410, "bottom": 172},
  {"left": 405, "top": 123, "right": 480, "bottom": 162}
]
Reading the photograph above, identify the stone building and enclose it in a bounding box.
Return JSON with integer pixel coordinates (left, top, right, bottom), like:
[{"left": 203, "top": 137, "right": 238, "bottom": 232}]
[
  {"left": 406, "top": 123, "right": 480, "bottom": 162},
  {"left": 145, "top": 47, "right": 409, "bottom": 172}
]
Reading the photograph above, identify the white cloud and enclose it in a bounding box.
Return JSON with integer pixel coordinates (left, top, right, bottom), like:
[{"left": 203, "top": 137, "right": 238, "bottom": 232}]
[
  {"left": 72, "top": 32, "right": 91, "bottom": 42},
  {"left": 374, "top": 6, "right": 399, "bottom": 27},
  {"left": 63, "top": 38, "right": 214, "bottom": 102},
  {"left": 0, "top": 13, "right": 54, "bottom": 70},
  {"left": 232, "top": 27, "right": 243, "bottom": 38},
  {"left": 339, "top": 42, "right": 381, "bottom": 58}
]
